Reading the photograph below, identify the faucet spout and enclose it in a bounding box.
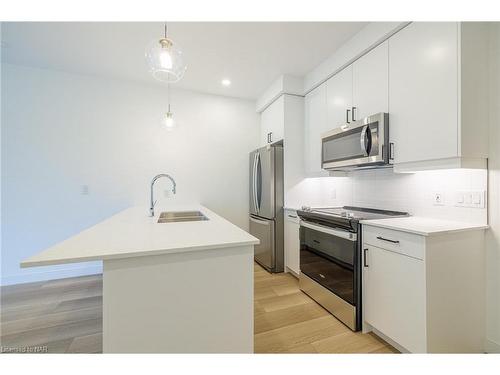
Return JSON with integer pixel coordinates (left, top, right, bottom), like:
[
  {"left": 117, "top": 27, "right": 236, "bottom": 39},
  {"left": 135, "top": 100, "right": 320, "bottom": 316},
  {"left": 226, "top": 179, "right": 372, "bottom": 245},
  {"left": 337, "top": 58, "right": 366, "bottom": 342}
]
[{"left": 150, "top": 174, "right": 177, "bottom": 217}]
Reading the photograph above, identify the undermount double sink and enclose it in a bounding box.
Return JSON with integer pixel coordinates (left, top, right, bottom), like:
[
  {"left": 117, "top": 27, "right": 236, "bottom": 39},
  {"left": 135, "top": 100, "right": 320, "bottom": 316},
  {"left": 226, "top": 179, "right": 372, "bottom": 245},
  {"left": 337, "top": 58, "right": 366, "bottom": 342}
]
[{"left": 157, "top": 210, "right": 209, "bottom": 223}]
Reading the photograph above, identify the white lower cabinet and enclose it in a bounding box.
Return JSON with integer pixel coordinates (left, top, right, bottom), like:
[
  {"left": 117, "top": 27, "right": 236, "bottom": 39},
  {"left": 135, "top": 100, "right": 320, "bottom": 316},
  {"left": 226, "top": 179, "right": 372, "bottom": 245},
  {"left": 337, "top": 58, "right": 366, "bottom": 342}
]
[
  {"left": 284, "top": 209, "right": 300, "bottom": 275},
  {"left": 363, "top": 244, "right": 426, "bottom": 353},
  {"left": 362, "top": 225, "right": 485, "bottom": 353}
]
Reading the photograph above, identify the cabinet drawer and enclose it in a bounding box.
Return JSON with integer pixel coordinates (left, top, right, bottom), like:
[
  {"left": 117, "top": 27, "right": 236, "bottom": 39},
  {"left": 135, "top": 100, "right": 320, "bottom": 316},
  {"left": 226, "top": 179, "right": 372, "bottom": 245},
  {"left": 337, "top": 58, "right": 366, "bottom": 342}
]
[
  {"left": 363, "top": 226, "right": 425, "bottom": 260},
  {"left": 284, "top": 209, "right": 300, "bottom": 224}
]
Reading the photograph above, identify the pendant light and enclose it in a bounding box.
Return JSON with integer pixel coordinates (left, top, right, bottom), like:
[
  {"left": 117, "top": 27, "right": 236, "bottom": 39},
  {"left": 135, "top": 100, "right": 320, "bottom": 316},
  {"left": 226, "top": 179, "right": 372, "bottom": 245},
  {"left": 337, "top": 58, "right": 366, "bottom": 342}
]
[
  {"left": 145, "top": 22, "right": 186, "bottom": 83},
  {"left": 163, "top": 83, "right": 176, "bottom": 131}
]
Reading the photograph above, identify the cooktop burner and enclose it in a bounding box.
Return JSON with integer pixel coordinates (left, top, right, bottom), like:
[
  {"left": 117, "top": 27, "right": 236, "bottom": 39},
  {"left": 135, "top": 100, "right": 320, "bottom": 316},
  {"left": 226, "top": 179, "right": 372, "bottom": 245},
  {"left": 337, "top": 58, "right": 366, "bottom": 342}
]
[
  {"left": 304, "top": 206, "right": 409, "bottom": 221},
  {"left": 297, "top": 206, "right": 408, "bottom": 230}
]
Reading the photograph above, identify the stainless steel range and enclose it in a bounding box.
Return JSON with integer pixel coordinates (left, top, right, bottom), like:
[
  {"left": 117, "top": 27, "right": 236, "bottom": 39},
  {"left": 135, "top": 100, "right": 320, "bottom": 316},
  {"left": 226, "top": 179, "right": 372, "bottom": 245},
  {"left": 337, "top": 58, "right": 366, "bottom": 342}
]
[{"left": 297, "top": 206, "right": 408, "bottom": 331}]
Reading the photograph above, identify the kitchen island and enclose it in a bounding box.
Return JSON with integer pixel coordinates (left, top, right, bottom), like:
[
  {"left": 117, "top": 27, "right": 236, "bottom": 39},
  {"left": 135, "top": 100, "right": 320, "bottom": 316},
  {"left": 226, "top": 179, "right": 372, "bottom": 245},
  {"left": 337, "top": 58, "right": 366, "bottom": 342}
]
[{"left": 21, "top": 205, "right": 259, "bottom": 353}]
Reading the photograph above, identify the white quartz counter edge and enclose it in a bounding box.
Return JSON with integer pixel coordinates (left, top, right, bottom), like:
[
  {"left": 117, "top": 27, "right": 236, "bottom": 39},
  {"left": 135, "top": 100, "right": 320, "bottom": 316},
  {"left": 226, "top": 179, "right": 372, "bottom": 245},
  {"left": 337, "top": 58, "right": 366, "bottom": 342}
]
[
  {"left": 21, "top": 205, "right": 259, "bottom": 268},
  {"left": 360, "top": 216, "right": 489, "bottom": 236}
]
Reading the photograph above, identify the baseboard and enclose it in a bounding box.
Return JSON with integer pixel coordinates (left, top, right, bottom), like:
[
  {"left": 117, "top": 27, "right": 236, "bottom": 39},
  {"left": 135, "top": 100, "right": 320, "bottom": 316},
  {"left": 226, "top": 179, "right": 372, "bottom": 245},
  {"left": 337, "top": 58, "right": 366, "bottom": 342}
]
[
  {"left": 285, "top": 267, "right": 300, "bottom": 278},
  {"left": 1, "top": 264, "right": 103, "bottom": 286},
  {"left": 371, "top": 327, "right": 410, "bottom": 353},
  {"left": 485, "top": 339, "right": 500, "bottom": 353}
]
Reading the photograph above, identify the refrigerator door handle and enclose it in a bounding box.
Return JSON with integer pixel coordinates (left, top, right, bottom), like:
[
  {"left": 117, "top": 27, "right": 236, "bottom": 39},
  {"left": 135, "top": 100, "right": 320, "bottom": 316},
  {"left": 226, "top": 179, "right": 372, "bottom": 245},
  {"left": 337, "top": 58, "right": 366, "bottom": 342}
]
[
  {"left": 256, "top": 152, "right": 261, "bottom": 213},
  {"left": 252, "top": 152, "right": 259, "bottom": 214},
  {"left": 250, "top": 216, "right": 270, "bottom": 225}
]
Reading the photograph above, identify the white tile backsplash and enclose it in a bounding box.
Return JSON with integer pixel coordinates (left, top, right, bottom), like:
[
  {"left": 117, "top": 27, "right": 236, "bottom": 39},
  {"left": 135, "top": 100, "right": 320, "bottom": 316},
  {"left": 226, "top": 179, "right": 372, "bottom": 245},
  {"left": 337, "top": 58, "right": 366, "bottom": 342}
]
[
  {"left": 287, "top": 168, "right": 487, "bottom": 225},
  {"left": 286, "top": 176, "right": 351, "bottom": 209}
]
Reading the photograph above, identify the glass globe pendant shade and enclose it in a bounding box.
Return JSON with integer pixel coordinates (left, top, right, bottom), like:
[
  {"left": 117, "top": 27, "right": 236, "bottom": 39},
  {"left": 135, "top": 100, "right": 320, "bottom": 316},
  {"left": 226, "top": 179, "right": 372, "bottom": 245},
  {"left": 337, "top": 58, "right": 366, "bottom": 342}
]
[
  {"left": 163, "top": 111, "right": 176, "bottom": 131},
  {"left": 145, "top": 37, "right": 186, "bottom": 83}
]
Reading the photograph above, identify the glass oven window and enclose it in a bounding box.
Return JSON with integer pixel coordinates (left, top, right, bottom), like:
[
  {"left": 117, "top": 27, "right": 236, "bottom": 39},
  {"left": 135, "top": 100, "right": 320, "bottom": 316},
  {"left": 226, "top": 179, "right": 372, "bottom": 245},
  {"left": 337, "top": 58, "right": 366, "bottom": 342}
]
[{"left": 300, "top": 226, "right": 356, "bottom": 305}]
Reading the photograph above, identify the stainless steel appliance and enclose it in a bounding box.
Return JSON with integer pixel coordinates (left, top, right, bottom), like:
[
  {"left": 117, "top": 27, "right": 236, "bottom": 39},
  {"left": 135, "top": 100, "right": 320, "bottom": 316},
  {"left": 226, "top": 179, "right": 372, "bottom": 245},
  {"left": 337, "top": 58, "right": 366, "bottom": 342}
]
[
  {"left": 297, "top": 206, "right": 408, "bottom": 331},
  {"left": 249, "top": 145, "right": 284, "bottom": 273},
  {"left": 321, "top": 112, "right": 392, "bottom": 171}
]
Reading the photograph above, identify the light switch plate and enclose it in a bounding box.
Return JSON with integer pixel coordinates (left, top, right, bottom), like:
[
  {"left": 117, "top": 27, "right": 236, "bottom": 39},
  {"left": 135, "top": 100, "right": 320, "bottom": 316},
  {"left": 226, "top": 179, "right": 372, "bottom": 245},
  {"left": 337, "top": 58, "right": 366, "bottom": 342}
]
[
  {"left": 455, "top": 190, "right": 485, "bottom": 208},
  {"left": 81, "top": 185, "right": 89, "bottom": 195}
]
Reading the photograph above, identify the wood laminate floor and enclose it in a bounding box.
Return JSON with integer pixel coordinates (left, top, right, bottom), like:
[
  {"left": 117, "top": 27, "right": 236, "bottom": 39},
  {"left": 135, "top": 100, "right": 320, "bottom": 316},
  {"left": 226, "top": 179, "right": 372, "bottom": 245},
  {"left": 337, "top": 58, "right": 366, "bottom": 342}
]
[{"left": 0, "top": 263, "right": 397, "bottom": 354}]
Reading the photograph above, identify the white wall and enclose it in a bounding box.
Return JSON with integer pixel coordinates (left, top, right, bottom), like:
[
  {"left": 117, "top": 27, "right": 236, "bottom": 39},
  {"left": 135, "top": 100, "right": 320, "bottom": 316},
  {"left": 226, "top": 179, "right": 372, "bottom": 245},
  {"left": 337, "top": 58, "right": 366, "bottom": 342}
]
[
  {"left": 1, "top": 63, "right": 259, "bottom": 285},
  {"left": 486, "top": 22, "right": 500, "bottom": 353}
]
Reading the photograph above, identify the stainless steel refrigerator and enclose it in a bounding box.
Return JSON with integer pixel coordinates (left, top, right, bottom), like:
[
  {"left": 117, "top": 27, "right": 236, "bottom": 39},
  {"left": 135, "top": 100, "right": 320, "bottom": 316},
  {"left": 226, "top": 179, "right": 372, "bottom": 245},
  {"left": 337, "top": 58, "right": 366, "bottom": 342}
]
[{"left": 249, "top": 145, "right": 284, "bottom": 273}]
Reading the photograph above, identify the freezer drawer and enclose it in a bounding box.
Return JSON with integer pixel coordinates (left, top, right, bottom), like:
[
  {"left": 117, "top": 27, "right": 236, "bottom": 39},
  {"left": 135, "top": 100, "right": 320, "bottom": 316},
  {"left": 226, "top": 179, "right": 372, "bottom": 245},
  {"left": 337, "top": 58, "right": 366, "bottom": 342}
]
[{"left": 250, "top": 215, "right": 275, "bottom": 271}]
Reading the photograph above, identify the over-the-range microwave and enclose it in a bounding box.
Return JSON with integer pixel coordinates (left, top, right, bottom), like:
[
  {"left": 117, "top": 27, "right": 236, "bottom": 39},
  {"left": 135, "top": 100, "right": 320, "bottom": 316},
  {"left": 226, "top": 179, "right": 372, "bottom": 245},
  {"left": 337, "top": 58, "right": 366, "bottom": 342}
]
[{"left": 321, "top": 112, "right": 392, "bottom": 171}]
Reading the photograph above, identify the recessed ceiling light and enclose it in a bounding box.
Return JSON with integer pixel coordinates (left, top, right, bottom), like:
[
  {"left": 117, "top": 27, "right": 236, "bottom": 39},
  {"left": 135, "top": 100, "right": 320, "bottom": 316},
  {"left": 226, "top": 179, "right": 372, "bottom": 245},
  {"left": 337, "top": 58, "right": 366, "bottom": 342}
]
[{"left": 221, "top": 79, "right": 231, "bottom": 87}]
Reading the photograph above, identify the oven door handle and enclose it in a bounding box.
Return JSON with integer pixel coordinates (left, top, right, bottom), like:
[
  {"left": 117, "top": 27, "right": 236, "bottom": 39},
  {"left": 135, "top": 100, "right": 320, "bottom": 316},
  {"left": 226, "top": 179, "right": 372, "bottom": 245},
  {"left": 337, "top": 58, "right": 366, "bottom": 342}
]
[{"left": 300, "top": 221, "right": 357, "bottom": 242}]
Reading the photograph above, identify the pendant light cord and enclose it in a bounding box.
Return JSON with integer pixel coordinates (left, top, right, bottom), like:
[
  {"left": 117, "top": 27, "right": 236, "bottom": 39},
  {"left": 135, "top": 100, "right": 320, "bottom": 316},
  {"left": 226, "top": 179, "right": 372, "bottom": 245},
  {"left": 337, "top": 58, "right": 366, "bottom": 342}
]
[
  {"left": 167, "top": 82, "right": 171, "bottom": 112},
  {"left": 165, "top": 21, "right": 171, "bottom": 112}
]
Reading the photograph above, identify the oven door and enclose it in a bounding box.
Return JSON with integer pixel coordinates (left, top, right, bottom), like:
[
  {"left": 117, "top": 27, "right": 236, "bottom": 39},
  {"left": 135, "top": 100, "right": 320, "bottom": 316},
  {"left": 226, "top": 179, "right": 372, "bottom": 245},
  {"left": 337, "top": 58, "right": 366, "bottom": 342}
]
[
  {"left": 299, "top": 221, "right": 357, "bottom": 305},
  {"left": 321, "top": 112, "right": 389, "bottom": 170}
]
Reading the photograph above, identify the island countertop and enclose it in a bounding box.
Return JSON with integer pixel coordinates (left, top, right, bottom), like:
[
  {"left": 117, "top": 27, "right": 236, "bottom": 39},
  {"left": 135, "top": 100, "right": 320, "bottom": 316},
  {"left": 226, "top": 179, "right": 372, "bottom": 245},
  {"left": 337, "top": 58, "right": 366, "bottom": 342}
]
[{"left": 21, "top": 205, "right": 259, "bottom": 268}]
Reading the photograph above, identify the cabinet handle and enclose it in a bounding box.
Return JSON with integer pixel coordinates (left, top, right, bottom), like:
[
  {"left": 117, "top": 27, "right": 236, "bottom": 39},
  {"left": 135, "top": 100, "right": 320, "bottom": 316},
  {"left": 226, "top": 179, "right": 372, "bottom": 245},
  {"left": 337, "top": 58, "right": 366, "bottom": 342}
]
[
  {"left": 376, "top": 236, "right": 400, "bottom": 244},
  {"left": 346, "top": 109, "right": 351, "bottom": 124},
  {"left": 269, "top": 132, "right": 273, "bottom": 143},
  {"left": 363, "top": 248, "right": 369, "bottom": 267},
  {"left": 352, "top": 106, "right": 357, "bottom": 121},
  {"left": 267, "top": 133, "right": 270, "bottom": 143},
  {"left": 389, "top": 143, "right": 395, "bottom": 161},
  {"left": 288, "top": 215, "right": 297, "bottom": 218}
]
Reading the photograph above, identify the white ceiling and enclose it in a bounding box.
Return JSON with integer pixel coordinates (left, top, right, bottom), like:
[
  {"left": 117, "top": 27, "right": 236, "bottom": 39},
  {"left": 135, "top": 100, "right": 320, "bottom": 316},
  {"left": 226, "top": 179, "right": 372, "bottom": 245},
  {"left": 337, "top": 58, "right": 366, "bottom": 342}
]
[{"left": 1, "top": 22, "right": 367, "bottom": 99}]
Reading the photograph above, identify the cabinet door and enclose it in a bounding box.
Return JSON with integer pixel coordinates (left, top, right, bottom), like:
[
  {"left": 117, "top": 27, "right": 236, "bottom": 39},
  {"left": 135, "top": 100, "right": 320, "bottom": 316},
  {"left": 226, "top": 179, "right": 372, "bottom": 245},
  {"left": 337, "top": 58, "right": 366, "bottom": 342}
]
[
  {"left": 304, "top": 83, "right": 328, "bottom": 176},
  {"left": 363, "top": 244, "right": 426, "bottom": 352},
  {"left": 260, "top": 95, "right": 285, "bottom": 145},
  {"left": 389, "top": 22, "right": 458, "bottom": 164},
  {"left": 326, "top": 65, "right": 353, "bottom": 130},
  {"left": 284, "top": 213, "right": 300, "bottom": 275},
  {"left": 352, "top": 41, "right": 389, "bottom": 120}
]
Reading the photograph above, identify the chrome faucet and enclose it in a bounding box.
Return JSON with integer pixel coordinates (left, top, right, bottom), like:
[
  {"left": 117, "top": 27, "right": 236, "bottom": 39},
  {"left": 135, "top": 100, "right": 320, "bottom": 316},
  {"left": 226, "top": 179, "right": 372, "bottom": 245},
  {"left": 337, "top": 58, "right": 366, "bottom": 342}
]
[{"left": 150, "top": 174, "right": 177, "bottom": 217}]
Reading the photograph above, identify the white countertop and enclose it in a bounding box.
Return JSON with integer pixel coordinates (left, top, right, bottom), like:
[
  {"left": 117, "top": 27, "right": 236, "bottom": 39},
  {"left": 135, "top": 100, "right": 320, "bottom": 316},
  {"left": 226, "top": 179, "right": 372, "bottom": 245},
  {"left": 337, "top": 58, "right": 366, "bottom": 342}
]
[
  {"left": 21, "top": 205, "right": 259, "bottom": 268},
  {"left": 360, "top": 216, "right": 488, "bottom": 236}
]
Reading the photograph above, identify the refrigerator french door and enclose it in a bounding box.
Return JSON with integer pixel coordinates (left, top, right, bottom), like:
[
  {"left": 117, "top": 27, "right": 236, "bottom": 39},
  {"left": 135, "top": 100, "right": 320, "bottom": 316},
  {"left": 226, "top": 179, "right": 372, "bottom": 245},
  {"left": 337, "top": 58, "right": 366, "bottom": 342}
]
[{"left": 249, "top": 145, "right": 284, "bottom": 273}]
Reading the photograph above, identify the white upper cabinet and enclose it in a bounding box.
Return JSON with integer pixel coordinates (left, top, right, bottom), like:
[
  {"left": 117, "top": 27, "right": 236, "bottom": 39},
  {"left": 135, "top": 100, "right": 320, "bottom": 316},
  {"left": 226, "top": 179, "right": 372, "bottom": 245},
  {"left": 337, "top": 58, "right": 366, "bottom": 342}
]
[
  {"left": 389, "top": 22, "right": 458, "bottom": 165},
  {"left": 304, "top": 83, "right": 328, "bottom": 176},
  {"left": 389, "top": 22, "right": 489, "bottom": 171},
  {"left": 326, "top": 65, "right": 353, "bottom": 130},
  {"left": 352, "top": 41, "right": 389, "bottom": 120},
  {"left": 260, "top": 95, "right": 285, "bottom": 146}
]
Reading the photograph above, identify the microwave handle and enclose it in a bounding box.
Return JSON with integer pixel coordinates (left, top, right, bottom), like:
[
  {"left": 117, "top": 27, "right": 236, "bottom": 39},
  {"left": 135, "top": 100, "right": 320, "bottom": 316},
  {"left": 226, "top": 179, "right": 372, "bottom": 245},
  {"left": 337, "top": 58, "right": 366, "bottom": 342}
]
[{"left": 360, "top": 125, "right": 372, "bottom": 156}]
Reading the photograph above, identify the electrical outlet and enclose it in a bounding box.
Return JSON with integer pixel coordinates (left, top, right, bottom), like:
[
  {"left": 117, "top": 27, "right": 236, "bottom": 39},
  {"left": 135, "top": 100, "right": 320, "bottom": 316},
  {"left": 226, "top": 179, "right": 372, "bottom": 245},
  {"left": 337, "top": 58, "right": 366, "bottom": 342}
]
[
  {"left": 433, "top": 192, "right": 444, "bottom": 206},
  {"left": 330, "top": 188, "right": 337, "bottom": 200}
]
